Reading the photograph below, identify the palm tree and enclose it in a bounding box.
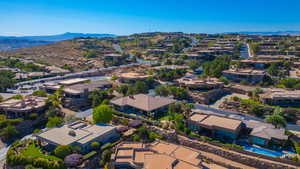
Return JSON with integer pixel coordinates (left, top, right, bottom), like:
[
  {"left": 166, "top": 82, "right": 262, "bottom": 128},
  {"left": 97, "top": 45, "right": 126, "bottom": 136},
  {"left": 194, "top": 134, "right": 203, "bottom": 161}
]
[
  {"left": 182, "top": 103, "right": 193, "bottom": 119},
  {"left": 264, "top": 109, "right": 286, "bottom": 128},
  {"left": 46, "top": 86, "right": 64, "bottom": 115}
]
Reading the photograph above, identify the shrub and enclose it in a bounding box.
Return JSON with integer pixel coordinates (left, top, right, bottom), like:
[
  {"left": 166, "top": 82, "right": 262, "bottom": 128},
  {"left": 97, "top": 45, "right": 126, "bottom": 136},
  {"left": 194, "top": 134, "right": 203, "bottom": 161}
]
[
  {"left": 240, "top": 80, "right": 249, "bottom": 85},
  {"left": 33, "top": 129, "right": 42, "bottom": 134},
  {"left": 101, "top": 143, "right": 112, "bottom": 150},
  {"left": 32, "top": 90, "right": 47, "bottom": 97},
  {"left": 99, "top": 149, "right": 112, "bottom": 167},
  {"left": 0, "top": 125, "right": 19, "bottom": 140},
  {"left": 54, "top": 145, "right": 74, "bottom": 159},
  {"left": 133, "top": 135, "right": 141, "bottom": 142},
  {"left": 219, "top": 76, "right": 229, "bottom": 85},
  {"left": 83, "top": 151, "right": 97, "bottom": 160},
  {"left": 232, "top": 96, "right": 240, "bottom": 102},
  {"left": 29, "top": 113, "right": 39, "bottom": 120},
  {"left": 148, "top": 132, "right": 163, "bottom": 142},
  {"left": 90, "top": 142, "right": 100, "bottom": 150},
  {"left": 46, "top": 116, "right": 63, "bottom": 128},
  {"left": 250, "top": 105, "right": 265, "bottom": 117}
]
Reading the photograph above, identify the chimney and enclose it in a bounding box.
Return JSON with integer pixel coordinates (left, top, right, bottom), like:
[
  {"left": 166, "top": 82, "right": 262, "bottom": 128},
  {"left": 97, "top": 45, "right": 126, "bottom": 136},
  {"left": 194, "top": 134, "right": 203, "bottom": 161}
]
[{"left": 68, "top": 130, "right": 76, "bottom": 137}]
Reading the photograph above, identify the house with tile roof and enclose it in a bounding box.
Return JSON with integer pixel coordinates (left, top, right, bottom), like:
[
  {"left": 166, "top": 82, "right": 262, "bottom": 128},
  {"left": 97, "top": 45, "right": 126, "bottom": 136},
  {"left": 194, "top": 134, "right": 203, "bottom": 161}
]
[
  {"left": 110, "top": 94, "right": 176, "bottom": 117},
  {"left": 188, "top": 113, "right": 243, "bottom": 142},
  {"left": 112, "top": 141, "right": 209, "bottom": 169},
  {"left": 244, "top": 120, "right": 288, "bottom": 147}
]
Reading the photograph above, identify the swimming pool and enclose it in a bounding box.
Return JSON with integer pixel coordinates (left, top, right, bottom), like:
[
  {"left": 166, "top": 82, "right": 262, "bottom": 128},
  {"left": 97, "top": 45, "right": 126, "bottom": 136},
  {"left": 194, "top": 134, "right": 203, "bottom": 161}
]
[{"left": 243, "top": 145, "right": 285, "bottom": 157}]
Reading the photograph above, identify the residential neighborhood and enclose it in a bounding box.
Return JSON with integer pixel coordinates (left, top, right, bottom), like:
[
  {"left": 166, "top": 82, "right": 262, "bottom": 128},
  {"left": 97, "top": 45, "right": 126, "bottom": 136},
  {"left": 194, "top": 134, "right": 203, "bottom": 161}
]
[{"left": 1, "top": 1, "right": 300, "bottom": 168}]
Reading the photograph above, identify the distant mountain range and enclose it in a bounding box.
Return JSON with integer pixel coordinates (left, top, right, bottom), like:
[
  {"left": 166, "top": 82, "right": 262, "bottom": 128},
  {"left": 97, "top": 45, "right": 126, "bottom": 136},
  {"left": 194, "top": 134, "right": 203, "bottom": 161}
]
[
  {"left": 0, "top": 39, "right": 51, "bottom": 51},
  {"left": 0, "top": 32, "right": 116, "bottom": 42},
  {"left": 227, "top": 31, "right": 300, "bottom": 35},
  {"left": 0, "top": 32, "right": 116, "bottom": 51}
]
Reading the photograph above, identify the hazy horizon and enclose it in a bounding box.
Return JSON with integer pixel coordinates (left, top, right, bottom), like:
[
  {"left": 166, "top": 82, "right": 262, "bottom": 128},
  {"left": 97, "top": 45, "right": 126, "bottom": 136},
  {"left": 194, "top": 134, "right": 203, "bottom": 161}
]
[{"left": 1, "top": 0, "right": 300, "bottom": 36}]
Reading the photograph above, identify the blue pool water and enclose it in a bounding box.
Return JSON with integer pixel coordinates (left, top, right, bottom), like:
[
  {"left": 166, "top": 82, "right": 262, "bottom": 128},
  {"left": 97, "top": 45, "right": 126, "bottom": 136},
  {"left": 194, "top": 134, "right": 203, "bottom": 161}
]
[{"left": 243, "top": 145, "right": 285, "bottom": 157}]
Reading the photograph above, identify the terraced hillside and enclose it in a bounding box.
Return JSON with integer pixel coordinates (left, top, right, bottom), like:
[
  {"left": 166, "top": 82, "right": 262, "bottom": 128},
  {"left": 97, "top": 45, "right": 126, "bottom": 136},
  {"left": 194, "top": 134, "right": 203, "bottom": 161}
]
[{"left": 0, "top": 38, "right": 119, "bottom": 72}]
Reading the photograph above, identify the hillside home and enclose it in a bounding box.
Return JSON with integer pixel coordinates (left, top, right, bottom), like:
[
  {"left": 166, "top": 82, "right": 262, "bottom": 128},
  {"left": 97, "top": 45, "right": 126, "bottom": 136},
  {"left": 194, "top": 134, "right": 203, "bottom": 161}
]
[
  {"left": 222, "top": 68, "right": 267, "bottom": 83},
  {"left": 112, "top": 141, "right": 206, "bottom": 169},
  {"left": 36, "top": 121, "right": 119, "bottom": 152},
  {"left": 260, "top": 90, "right": 300, "bottom": 107},
  {"left": 244, "top": 120, "right": 288, "bottom": 147},
  {"left": 188, "top": 113, "right": 243, "bottom": 142},
  {"left": 176, "top": 77, "right": 223, "bottom": 90},
  {"left": 110, "top": 94, "right": 176, "bottom": 117},
  {"left": 62, "top": 80, "right": 112, "bottom": 110},
  {"left": 117, "top": 72, "right": 151, "bottom": 83},
  {"left": 0, "top": 96, "right": 46, "bottom": 118}
]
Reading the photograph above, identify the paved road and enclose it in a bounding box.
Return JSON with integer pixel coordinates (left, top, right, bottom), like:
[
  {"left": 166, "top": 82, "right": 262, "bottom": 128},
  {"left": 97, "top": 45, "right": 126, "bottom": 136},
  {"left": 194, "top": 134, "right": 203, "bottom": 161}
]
[
  {"left": 240, "top": 43, "right": 251, "bottom": 58},
  {"left": 246, "top": 43, "right": 253, "bottom": 58},
  {"left": 9, "top": 62, "right": 144, "bottom": 95}
]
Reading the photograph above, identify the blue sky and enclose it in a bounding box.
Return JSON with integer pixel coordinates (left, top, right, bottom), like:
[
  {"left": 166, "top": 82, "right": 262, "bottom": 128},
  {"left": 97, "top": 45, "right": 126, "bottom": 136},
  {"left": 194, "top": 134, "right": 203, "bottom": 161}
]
[{"left": 1, "top": 0, "right": 300, "bottom": 36}]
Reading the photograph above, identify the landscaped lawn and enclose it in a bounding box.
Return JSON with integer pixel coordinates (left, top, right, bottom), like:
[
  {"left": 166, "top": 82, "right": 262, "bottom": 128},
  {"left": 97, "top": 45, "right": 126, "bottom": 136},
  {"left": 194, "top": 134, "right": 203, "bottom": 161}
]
[{"left": 22, "top": 144, "right": 62, "bottom": 161}]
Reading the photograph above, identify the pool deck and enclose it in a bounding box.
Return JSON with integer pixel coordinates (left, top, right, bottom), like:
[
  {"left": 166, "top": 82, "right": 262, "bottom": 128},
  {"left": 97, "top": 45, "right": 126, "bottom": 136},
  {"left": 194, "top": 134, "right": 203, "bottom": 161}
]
[{"left": 179, "top": 136, "right": 299, "bottom": 169}]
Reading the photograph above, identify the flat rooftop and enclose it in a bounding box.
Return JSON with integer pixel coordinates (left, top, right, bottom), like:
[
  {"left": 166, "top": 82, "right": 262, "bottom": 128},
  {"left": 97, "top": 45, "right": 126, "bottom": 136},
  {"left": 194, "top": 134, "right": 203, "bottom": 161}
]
[
  {"left": 255, "top": 55, "right": 296, "bottom": 60},
  {"left": 239, "top": 59, "right": 281, "bottom": 64},
  {"left": 58, "top": 78, "right": 89, "bottom": 86},
  {"left": 177, "top": 77, "right": 223, "bottom": 86},
  {"left": 189, "top": 113, "right": 242, "bottom": 132},
  {"left": 223, "top": 69, "right": 266, "bottom": 75},
  {"left": 37, "top": 121, "right": 116, "bottom": 145},
  {"left": 64, "top": 80, "right": 112, "bottom": 95}
]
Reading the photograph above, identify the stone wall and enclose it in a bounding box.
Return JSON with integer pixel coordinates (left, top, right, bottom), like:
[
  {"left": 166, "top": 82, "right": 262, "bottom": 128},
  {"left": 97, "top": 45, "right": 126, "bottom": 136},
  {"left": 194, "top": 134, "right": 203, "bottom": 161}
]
[{"left": 177, "top": 136, "right": 298, "bottom": 169}]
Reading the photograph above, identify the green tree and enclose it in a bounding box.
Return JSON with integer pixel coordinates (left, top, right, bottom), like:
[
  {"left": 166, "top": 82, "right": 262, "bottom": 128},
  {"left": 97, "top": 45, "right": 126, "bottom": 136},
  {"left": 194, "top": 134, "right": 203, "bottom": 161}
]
[
  {"left": 188, "top": 60, "right": 200, "bottom": 70},
  {"left": 267, "top": 63, "right": 279, "bottom": 76},
  {"left": 46, "top": 87, "right": 63, "bottom": 109},
  {"left": 54, "top": 145, "right": 73, "bottom": 158},
  {"left": 111, "top": 75, "right": 118, "bottom": 81},
  {"left": 155, "top": 85, "right": 169, "bottom": 96},
  {"left": 99, "top": 149, "right": 112, "bottom": 166},
  {"left": 202, "top": 55, "right": 232, "bottom": 78},
  {"left": 219, "top": 76, "right": 229, "bottom": 85},
  {"left": 134, "top": 81, "right": 148, "bottom": 94},
  {"left": 280, "top": 78, "right": 300, "bottom": 89},
  {"left": 264, "top": 112, "right": 286, "bottom": 128},
  {"left": 10, "top": 94, "right": 23, "bottom": 100},
  {"left": 0, "top": 70, "right": 16, "bottom": 92},
  {"left": 93, "top": 104, "right": 114, "bottom": 124},
  {"left": 0, "top": 125, "right": 19, "bottom": 140},
  {"left": 250, "top": 105, "right": 264, "bottom": 117},
  {"left": 89, "top": 90, "right": 109, "bottom": 107},
  {"left": 46, "top": 116, "right": 64, "bottom": 128},
  {"left": 116, "top": 85, "right": 129, "bottom": 96}
]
